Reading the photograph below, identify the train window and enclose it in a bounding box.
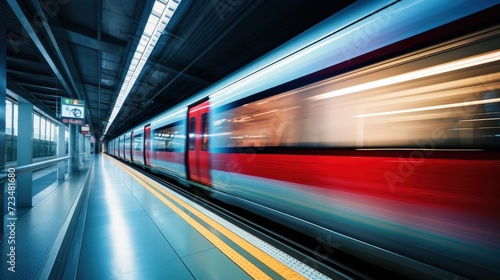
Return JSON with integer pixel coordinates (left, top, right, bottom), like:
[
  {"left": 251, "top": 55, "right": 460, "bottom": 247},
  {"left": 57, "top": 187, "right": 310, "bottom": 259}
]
[
  {"left": 153, "top": 122, "right": 183, "bottom": 152},
  {"left": 124, "top": 134, "right": 131, "bottom": 155},
  {"left": 133, "top": 133, "right": 143, "bottom": 150},
  {"left": 189, "top": 117, "right": 196, "bottom": 150},
  {"left": 212, "top": 31, "right": 500, "bottom": 150},
  {"left": 211, "top": 92, "right": 302, "bottom": 149},
  {"left": 201, "top": 113, "right": 208, "bottom": 151}
]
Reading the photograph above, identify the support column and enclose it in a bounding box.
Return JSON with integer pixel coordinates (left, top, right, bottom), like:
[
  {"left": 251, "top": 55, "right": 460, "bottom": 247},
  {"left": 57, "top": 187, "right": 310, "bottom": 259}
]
[
  {"left": 69, "top": 124, "right": 79, "bottom": 173},
  {"left": 85, "top": 136, "right": 91, "bottom": 159},
  {"left": 57, "top": 124, "right": 66, "bottom": 183},
  {"left": 17, "top": 99, "right": 33, "bottom": 207},
  {"left": 1, "top": 2, "right": 6, "bottom": 234},
  {"left": 79, "top": 132, "right": 84, "bottom": 163}
]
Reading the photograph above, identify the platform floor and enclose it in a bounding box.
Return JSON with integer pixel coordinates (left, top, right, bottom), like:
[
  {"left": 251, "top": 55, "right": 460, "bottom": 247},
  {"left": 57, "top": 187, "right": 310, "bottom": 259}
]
[{"left": 76, "top": 155, "right": 332, "bottom": 279}]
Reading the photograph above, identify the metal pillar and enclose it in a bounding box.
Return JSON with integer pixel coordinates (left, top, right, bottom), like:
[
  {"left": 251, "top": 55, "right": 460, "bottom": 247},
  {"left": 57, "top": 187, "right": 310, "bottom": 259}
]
[
  {"left": 69, "top": 124, "right": 79, "bottom": 173},
  {"left": 79, "top": 132, "right": 84, "bottom": 163},
  {"left": 85, "top": 136, "right": 91, "bottom": 159},
  {"left": 17, "top": 99, "right": 33, "bottom": 207},
  {"left": 57, "top": 124, "right": 66, "bottom": 183},
  {"left": 1, "top": 2, "right": 6, "bottom": 234}
]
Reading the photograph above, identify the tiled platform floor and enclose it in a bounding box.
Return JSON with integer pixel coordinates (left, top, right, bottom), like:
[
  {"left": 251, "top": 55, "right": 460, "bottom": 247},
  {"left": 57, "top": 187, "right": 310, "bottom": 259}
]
[{"left": 76, "top": 155, "right": 332, "bottom": 279}]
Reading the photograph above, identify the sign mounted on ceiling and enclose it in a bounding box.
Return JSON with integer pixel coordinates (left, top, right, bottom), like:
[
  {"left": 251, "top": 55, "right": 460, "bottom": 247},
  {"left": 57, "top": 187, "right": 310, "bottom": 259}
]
[
  {"left": 81, "top": 124, "right": 90, "bottom": 134},
  {"left": 61, "top": 98, "right": 85, "bottom": 125}
]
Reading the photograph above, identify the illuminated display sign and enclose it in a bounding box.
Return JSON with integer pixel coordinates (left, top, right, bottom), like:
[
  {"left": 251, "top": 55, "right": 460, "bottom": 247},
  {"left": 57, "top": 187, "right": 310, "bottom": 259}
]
[
  {"left": 61, "top": 98, "right": 85, "bottom": 125},
  {"left": 81, "top": 125, "right": 90, "bottom": 134}
]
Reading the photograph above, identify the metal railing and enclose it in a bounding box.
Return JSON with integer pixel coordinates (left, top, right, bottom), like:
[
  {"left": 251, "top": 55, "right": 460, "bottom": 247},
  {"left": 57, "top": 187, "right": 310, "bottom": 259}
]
[{"left": 0, "top": 156, "right": 71, "bottom": 184}]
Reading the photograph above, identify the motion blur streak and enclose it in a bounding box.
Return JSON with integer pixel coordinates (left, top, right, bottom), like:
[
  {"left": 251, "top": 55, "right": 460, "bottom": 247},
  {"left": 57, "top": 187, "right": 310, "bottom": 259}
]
[
  {"left": 107, "top": 1, "right": 500, "bottom": 278},
  {"left": 312, "top": 50, "right": 500, "bottom": 101}
]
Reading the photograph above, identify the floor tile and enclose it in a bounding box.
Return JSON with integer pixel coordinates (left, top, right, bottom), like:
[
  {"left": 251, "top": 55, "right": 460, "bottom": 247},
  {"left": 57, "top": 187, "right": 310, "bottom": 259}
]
[{"left": 182, "top": 248, "right": 251, "bottom": 280}]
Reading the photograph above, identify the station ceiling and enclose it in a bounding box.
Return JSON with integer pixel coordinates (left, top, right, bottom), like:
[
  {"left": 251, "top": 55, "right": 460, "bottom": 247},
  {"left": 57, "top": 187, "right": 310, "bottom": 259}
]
[{"left": 4, "top": 0, "right": 354, "bottom": 139}]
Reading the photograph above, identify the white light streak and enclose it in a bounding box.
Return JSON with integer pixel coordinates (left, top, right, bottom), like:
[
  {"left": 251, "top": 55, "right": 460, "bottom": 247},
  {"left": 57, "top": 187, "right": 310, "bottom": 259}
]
[{"left": 311, "top": 50, "right": 500, "bottom": 102}]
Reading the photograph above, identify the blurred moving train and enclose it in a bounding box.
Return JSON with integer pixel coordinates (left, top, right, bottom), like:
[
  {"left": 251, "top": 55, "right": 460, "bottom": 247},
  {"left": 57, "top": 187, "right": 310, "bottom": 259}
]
[{"left": 107, "top": 1, "right": 500, "bottom": 278}]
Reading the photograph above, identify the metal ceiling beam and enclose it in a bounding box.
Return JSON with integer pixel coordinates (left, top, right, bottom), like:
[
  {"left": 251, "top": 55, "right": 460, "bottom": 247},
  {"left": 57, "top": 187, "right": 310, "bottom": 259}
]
[
  {"left": 83, "top": 83, "right": 114, "bottom": 92},
  {"left": 53, "top": 27, "right": 126, "bottom": 57},
  {"left": 7, "top": 69, "right": 54, "bottom": 79},
  {"left": 7, "top": 1, "right": 74, "bottom": 101},
  {"left": 17, "top": 83, "right": 60, "bottom": 91},
  {"left": 6, "top": 56, "right": 47, "bottom": 67},
  {"left": 145, "top": 0, "right": 264, "bottom": 107},
  {"left": 88, "top": 101, "right": 111, "bottom": 107},
  {"left": 30, "top": 92, "right": 62, "bottom": 99},
  {"left": 146, "top": 61, "right": 210, "bottom": 86},
  {"left": 32, "top": 0, "right": 97, "bottom": 134},
  {"left": 104, "top": 0, "right": 156, "bottom": 137},
  {"left": 7, "top": 77, "right": 55, "bottom": 118},
  {"left": 9, "top": 0, "right": 95, "bottom": 133}
]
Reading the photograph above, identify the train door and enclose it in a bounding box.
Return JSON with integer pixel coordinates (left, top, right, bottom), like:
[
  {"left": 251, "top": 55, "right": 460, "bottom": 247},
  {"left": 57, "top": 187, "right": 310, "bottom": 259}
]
[
  {"left": 187, "top": 100, "right": 211, "bottom": 185},
  {"left": 144, "top": 124, "right": 151, "bottom": 166},
  {"left": 120, "top": 135, "right": 124, "bottom": 159},
  {"left": 124, "top": 134, "right": 129, "bottom": 161},
  {"left": 130, "top": 131, "right": 134, "bottom": 162},
  {"left": 118, "top": 137, "right": 122, "bottom": 158},
  {"left": 122, "top": 135, "right": 126, "bottom": 160}
]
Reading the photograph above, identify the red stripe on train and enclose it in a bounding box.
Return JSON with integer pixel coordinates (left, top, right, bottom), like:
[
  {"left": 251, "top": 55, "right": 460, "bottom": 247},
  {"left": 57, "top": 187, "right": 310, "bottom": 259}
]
[{"left": 211, "top": 151, "right": 500, "bottom": 219}]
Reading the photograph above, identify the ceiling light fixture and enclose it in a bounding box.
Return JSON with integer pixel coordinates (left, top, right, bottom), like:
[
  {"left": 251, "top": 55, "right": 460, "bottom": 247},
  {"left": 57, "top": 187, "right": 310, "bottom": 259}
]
[{"left": 103, "top": 0, "right": 181, "bottom": 136}]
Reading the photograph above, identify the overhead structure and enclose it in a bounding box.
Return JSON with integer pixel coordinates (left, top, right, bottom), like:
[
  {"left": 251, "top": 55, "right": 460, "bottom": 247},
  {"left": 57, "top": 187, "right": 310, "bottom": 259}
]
[
  {"left": 104, "top": 0, "right": 181, "bottom": 135},
  {"left": 3, "top": 0, "right": 355, "bottom": 140}
]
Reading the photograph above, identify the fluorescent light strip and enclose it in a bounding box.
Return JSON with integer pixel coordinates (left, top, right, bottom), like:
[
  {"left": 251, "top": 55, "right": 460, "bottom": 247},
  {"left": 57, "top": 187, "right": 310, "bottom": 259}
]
[
  {"left": 310, "top": 50, "right": 500, "bottom": 101},
  {"left": 104, "top": 0, "right": 181, "bottom": 136}
]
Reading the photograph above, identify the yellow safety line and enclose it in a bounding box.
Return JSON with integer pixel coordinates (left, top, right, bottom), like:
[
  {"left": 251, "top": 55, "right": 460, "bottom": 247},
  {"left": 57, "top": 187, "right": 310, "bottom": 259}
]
[
  {"left": 108, "top": 156, "right": 271, "bottom": 279},
  {"left": 107, "top": 155, "right": 306, "bottom": 280}
]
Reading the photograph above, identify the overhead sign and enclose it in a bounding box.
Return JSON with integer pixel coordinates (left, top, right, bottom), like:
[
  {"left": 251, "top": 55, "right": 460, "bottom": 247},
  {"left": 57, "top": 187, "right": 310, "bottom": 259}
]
[
  {"left": 81, "top": 125, "right": 90, "bottom": 134},
  {"left": 61, "top": 98, "right": 85, "bottom": 125}
]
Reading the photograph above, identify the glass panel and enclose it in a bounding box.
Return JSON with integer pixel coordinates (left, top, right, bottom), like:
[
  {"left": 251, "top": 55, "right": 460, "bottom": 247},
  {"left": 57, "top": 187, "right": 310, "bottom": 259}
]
[
  {"left": 5, "top": 100, "right": 12, "bottom": 135},
  {"left": 5, "top": 100, "right": 14, "bottom": 162},
  {"left": 133, "top": 133, "right": 143, "bottom": 150},
  {"left": 51, "top": 123, "right": 56, "bottom": 141},
  {"left": 40, "top": 117, "right": 46, "bottom": 144},
  {"left": 189, "top": 117, "right": 196, "bottom": 150},
  {"left": 34, "top": 114, "right": 40, "bottom": 139},
  {"left": 201, "top": 113, "right": 208, "bottom": 151},
  {"left": 13, "top": 103, "right": 18, "bottom": 136},
  {"left": 153, "top": 122, "right": 183, "bottom": 152}
]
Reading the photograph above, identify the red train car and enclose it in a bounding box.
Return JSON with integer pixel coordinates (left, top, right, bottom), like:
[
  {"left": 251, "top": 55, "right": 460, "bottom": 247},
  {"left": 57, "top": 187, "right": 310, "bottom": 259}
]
[{"left": 108, "top": 1, "right": 500, "bottom": 278}]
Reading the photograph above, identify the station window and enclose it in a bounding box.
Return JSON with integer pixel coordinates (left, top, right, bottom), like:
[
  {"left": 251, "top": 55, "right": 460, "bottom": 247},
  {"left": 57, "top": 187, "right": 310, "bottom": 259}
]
[
  {"left": 5, "top": 99, "right": 18, "bottom": 162},
  {"left": 5, "top": 100, "right": 59, "bottom": 161},
  {"left": 34, "top": 114, "right": 40, "bottom": 140},
  {"left": 40, "top": 118, "right": 46, "bottom": 141},
  {"left": 33, "top": 113, "right": 58, "bottom": 158}
]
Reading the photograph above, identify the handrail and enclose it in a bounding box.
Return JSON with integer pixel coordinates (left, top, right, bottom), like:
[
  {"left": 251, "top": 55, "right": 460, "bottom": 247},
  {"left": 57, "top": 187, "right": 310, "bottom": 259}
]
[{"left": 0, "top": 156, "right": 71, "bottom": 184}]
